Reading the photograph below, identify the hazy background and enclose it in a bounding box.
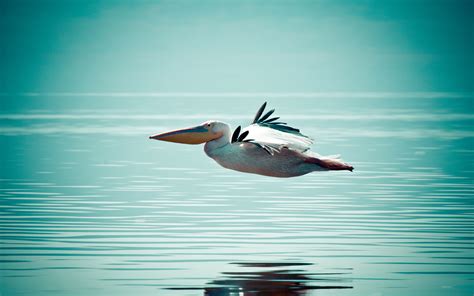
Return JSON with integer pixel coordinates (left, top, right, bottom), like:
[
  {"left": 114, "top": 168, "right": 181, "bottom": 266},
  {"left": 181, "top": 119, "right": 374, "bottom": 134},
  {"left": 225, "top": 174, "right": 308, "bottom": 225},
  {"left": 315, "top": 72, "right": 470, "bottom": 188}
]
[{"left": 1, "top": 0, "right": 473, "bottom": 94}]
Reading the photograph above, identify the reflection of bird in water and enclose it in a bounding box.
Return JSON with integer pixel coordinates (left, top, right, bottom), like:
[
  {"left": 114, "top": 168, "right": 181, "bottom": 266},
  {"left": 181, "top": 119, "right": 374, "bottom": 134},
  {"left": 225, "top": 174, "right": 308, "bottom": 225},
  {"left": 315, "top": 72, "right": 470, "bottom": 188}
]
[
  {"left": 149, "top": 102, "right": 353, "bottom": 177},
  {"left": 168, "top": 262, "right": 352, "bottom": 295}
]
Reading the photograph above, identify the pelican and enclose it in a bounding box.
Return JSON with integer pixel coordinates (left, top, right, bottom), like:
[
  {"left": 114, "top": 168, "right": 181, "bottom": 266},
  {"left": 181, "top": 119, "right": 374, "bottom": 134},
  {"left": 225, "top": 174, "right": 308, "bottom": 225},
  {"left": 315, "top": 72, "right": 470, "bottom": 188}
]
[{"left": 149, "top": 102, "right": 353, "bottom": 177}]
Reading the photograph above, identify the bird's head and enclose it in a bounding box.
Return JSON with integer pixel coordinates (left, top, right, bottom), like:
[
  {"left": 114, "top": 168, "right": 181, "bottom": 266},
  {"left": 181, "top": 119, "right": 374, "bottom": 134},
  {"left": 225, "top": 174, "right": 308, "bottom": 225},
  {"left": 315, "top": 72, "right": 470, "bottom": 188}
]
[{"left": 149, "top": 120, "right": 229, "bottom": 144}]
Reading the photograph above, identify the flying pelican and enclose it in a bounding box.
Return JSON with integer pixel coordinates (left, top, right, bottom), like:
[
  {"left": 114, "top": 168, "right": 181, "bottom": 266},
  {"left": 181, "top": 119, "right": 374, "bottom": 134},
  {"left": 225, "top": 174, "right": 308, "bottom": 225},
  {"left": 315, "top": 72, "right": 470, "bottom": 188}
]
[{"left": 149, "top": 102, "right": 353, "bottom": 177}]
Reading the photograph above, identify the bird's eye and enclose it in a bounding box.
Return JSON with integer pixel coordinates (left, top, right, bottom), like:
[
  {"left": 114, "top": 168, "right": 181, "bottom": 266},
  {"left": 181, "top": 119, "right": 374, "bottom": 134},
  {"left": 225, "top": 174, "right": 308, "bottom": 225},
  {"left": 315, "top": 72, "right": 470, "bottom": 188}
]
[{"left": 207, "top": 123, "right": 211, "bottom": 127}]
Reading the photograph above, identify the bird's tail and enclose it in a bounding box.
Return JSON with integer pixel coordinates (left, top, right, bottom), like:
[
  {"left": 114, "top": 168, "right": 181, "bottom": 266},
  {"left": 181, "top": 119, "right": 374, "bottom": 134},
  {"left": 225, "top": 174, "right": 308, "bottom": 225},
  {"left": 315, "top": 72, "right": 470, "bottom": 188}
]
[{"left": 305, "top": 154, "right": 354, "bottom": 172}]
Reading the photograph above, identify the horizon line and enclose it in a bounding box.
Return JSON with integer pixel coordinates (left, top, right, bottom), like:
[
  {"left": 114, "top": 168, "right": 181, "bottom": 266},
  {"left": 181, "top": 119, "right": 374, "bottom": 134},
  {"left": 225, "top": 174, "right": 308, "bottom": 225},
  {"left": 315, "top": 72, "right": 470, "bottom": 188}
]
[{"left": 0, "top": 91, "right": 472, "bottom": 99}]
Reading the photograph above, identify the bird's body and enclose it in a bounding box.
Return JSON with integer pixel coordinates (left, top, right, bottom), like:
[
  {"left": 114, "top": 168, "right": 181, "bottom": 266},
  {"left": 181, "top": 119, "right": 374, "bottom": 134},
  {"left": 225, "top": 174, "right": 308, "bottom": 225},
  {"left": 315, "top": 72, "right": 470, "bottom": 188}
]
[
  {"left": 205, "top": 141, "right": 325, "bottom": 177},
  {"left": 150, "top": 102, "right": 353, "bottom": 177}
]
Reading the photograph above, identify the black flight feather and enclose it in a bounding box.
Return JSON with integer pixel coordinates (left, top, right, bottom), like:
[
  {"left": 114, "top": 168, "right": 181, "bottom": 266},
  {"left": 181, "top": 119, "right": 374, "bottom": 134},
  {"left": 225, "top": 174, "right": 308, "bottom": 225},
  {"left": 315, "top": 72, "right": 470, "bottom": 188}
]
[
  {"left": 231, "top": 126, "right": 241, "bottom": 143},
  {"left": 259, "top": 109, "right": 275, "bottom": 122},
  {"left": 252, "top": 102, "right": 267, "bottom": 123},
  {"left": 263, "top": 116, "right": 279, "bottom": 123},
  {"left": 251, "top": 103, "right": 305, "bottom": 137},
  {"left": 237, "top": 130, "right": 249, "bottom": 142},
  {"left": 269, "top": 125, "right": 300, "bottom": 133}
]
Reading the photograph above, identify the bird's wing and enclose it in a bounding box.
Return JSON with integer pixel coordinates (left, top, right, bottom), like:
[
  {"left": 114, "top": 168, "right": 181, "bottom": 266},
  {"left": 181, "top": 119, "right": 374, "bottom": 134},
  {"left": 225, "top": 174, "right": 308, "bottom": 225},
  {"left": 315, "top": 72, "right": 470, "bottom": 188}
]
[{"left": 231, "top": 102, "right": 314, "bottom": 155}]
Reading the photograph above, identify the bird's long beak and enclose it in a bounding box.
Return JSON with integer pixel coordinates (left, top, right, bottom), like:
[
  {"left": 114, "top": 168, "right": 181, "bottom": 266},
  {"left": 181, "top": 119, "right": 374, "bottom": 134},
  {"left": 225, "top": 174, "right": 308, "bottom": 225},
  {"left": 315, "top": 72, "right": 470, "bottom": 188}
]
[{"left": 149, "top": 125, "right": 220, "bottom": 144}]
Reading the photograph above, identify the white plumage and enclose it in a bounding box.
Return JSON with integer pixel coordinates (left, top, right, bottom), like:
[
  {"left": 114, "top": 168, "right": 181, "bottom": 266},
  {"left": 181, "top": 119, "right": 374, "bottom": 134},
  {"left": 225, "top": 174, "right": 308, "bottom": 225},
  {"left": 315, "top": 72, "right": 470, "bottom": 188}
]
[{"left": 242, "top": 124, "right": 313, "bottom": 154}]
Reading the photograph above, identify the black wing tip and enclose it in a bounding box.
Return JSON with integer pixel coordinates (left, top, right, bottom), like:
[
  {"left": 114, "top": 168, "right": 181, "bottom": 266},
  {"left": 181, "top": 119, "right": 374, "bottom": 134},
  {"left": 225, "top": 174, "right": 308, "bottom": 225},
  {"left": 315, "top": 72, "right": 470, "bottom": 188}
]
[
  {"left": 259, "top": 109, "right": 275, "bottom": 122},
  {"left": 237, "top": 130, "right": 249, "bottom": 142},
  {"left": 231, "top": 125, "right": 241, "bottom": 143},
  {"left": 252, "top": 101, "right": 268, "bottom": 124},
  {"left": 251, "top": 101, "right": 306, "bottom": 136},
  {"left": 262, "top": 116, "right": 279, "bottom": 123},
  {"left": 250, "top": 100, "right": 311, "bottom": 141},
  {"left": 232, "top": 126, "right": 251, "bottom": 143}
]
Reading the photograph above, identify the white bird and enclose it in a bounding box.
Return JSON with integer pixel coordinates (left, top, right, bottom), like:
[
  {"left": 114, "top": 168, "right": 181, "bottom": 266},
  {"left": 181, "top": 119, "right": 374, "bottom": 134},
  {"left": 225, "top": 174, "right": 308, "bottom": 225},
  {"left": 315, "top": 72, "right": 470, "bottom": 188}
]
[{"left": 149, "top": 102, "right": 353, "bottom": 177}]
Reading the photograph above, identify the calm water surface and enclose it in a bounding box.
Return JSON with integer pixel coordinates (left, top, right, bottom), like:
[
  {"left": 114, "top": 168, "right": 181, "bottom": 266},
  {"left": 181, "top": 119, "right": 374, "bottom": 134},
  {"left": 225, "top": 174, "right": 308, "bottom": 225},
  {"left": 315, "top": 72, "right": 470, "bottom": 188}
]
[{"left": 1, "top": 96, "right": 473, "bottom": 295}]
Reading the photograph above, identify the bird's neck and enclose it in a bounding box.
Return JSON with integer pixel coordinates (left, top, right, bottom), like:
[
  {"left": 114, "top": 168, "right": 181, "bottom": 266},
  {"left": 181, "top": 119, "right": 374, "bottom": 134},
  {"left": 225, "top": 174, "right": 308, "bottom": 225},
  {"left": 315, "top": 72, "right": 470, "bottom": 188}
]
[{"left": 204, "top": 133, "right": 230, "bottom": 156}]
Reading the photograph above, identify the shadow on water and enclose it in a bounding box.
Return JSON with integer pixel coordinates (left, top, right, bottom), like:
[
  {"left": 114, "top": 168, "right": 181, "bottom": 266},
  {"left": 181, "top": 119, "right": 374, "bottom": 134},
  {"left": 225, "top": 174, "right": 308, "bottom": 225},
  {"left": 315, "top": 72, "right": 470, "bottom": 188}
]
[{"left": 168, "top": 262, "right": 352, "bottom": 295}]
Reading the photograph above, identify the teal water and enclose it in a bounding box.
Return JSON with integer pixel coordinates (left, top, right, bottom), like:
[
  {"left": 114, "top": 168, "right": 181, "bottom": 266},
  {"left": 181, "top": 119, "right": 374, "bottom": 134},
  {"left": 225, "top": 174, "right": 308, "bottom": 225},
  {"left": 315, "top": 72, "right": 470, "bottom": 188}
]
[{"left": 0, "top": 95, "right": 473, "bottom": 295}]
